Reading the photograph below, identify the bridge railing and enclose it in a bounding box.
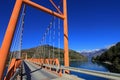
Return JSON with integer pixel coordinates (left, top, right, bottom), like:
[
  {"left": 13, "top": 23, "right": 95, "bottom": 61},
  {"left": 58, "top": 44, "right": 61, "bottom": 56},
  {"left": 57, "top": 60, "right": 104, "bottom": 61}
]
[
  {"left": 4, "top": 58, "right": 22, "bottom": 80},
  {"left": 27, "top": 58, "right": 62, "bottom": 76},
  {"left": 27, "top": 58, "right": 120, "bottom": 80},
  {"left": 42, "top": 64, "right": 120, "bottom": 80},
  {"left": 62, "top": 66, "right": 120, "bottom": 80}
]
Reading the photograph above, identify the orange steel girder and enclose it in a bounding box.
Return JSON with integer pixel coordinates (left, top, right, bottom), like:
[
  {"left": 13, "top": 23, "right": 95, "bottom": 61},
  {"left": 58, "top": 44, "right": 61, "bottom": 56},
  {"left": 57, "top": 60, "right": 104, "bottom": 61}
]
[
  {"left": 4, "top": 59, "right": 22, "bottom": 80},
  {"left": 0, "top": 0, "right": 69, "bottom": 79},
  {"left": 23, "top": 0, "right": 64, "bottom": 19},
  {"left": 63, "top": 0, "right": 69, "bottom": 72},
  {"left": 0, "top": 0, "right": 22, "bottom": 79},
  {"left": 50, "top": 0, "right": 63, "bottom": 14}
]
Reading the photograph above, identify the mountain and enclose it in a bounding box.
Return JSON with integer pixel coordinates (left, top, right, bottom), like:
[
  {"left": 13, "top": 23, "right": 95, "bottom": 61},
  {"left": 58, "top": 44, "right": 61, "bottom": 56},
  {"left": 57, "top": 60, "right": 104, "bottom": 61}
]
[
  {"left": 80, "top": 49, "right": 107, "bottom": 58},
  {"left": 22, "top": 45, "right": 87, "bottom": 61},
  {"left": 92, "top": 42, "right": 120, "bottom": 73}
]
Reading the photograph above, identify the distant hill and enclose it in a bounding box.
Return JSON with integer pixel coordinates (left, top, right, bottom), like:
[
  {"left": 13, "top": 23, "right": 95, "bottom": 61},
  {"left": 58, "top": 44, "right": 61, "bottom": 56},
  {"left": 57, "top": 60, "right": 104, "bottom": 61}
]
[
  {"left": 80, "top": 49, "right": 107, "bottom": 59},
  {"left": 92, "top": 42, "right": 120, "bottom": 73},
  {"left": 22, "top": 45, "right": 87, "bottom": 61}
]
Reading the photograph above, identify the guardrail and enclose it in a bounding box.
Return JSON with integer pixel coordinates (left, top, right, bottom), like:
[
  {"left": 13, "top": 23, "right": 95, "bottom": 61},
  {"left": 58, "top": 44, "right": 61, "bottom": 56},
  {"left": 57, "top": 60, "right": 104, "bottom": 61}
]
[
  {"left": 27, "top": 59, "right": 120, "bottom": 80},
  {"left": 42, "top": 64, "right": 120, "bottom": 80},
  {"left": 10, "top": 68, "right": 20, "bottom": 80},
  {"left": 27, "top": 58, "right": 62, "bottom": 76},
  {"left": 4, "top": 58, "right": 22, "bottom": 80},
  {"left": 62, "top": 66, "right": 120, "bottom": 80}
]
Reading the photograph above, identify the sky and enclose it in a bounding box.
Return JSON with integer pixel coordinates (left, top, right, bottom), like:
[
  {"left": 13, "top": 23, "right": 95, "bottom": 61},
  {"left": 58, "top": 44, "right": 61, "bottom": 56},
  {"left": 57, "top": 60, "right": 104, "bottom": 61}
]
[{"left": 0, "top": 0, "right": 120, "bottom": 51}]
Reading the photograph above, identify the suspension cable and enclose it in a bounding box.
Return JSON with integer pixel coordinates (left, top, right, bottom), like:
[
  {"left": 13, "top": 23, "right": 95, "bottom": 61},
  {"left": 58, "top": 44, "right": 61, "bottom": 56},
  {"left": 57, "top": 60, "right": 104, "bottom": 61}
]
[
  {"left": 58, "top": 5, "right": 61, "bottom": 62},
  {"left": 49, "top": 22, "right": 52, "bottom": 59},
  {"left": 18, "top": 4, "right": 26, "bottom": 59},
  {"left": 47, "top": 28, "right": 49, "bottom": 58},
  {"left": 9, "top": 4, "right": 26, "bottom": 63},
  {"left": 39, "top": 44, "right": 42, "bottom": 58},
  {"left": 41, "top": 40, "right": 44, "bottom": 59},
  {"left": 44, "top": 32, "right": 47, "bottom": 58},
  {"left": 43, "top": 36, "right": 45, "bottom": 59},
  {"left": 35, "top": 44, "right": 39, "bottom": 58},
  {"left": 38, "top": 16, "right": 56, "bottom": 60},
  {"left": 52, "top": 16, "right": 56, "bottom": 59}
]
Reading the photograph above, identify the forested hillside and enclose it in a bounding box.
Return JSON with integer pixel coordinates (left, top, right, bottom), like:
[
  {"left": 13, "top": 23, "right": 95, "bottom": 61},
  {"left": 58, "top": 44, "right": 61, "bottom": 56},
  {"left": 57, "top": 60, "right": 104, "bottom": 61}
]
[
  {"left": 22, "top": 45, "right": 87, "bottom": 61},
  {"left": 92, "top": 42, "right": 120, "bottom": 73}
]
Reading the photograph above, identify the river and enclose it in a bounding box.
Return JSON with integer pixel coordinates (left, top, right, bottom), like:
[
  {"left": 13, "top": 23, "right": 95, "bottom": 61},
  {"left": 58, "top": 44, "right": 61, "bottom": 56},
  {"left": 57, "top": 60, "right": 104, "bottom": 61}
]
[{"left": 70, "top": 61, "right": 109, "bottom": 80}]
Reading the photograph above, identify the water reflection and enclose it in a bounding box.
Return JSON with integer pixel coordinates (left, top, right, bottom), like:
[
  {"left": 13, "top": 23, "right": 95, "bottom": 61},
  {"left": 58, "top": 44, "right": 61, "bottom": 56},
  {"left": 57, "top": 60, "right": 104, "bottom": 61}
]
[
  {"left": 69, "top": 61, "right": 109, "bottom": 80},
  {"left": 70, "top": 61, "right": 109, "bottom": 72}
]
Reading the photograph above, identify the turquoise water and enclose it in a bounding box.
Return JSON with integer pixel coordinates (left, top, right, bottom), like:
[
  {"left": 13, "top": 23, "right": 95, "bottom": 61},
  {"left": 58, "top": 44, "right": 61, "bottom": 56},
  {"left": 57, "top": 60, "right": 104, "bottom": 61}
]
[{"left": 70, "top": 61, "right": 109, "bottom": 80}]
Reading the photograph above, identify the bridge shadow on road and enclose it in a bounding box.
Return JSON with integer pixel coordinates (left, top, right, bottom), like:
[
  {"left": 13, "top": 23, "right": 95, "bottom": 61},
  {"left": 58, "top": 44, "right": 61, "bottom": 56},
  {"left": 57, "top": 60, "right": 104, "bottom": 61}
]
[{"left": 22, "top": 62, "right": 42, "bottom": 80}]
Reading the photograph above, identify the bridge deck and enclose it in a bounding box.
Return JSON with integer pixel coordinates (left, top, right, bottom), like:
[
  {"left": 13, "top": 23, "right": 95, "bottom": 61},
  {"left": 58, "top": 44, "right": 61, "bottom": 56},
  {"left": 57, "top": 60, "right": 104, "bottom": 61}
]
[
  {"left": 22, "top": 60, "right": 59, "bottom": 80},
  {"left": 22, "top": 60, "right": 84, "bottom": 80}
]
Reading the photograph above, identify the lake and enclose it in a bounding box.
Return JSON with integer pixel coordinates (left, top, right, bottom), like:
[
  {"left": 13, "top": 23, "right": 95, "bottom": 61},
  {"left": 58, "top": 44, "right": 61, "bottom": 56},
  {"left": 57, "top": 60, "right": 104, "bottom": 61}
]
[{"left": 69, "top": 61, "right": 109, "bottom": 80}]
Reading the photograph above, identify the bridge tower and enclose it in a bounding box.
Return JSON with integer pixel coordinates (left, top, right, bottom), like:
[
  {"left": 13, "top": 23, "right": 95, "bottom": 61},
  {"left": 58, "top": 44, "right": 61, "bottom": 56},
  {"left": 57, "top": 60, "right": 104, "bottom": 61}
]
[{"left": 0, "top": 0, "right": 69, "bottom": 79}]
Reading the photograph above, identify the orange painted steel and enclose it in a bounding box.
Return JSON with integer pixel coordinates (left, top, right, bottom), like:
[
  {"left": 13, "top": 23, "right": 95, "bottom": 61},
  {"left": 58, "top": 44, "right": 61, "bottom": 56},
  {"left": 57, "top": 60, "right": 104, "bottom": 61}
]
[
  {"left": 4, "top": 58, "right": 22, "bottom": 80},
  {"left": 27, "top": 58, "right": 61, "bottom": 76},
  {"left": 0, "top": 0, "right": 23, "bottom": 79},
  {"left": 23, "top": 0, "right": 69, "bottom": 71},
  {"left": 63, "top": 0, "right": 69, "bottom": 73},
  {"left": 0, "top": 0, "right": 69, "bottom": 78},
  {"left": 49, "top": 0, "right": 62, "bottom": 14},
  {"left": 23, "top": 0, "right": 64, "bottom": 19}
]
